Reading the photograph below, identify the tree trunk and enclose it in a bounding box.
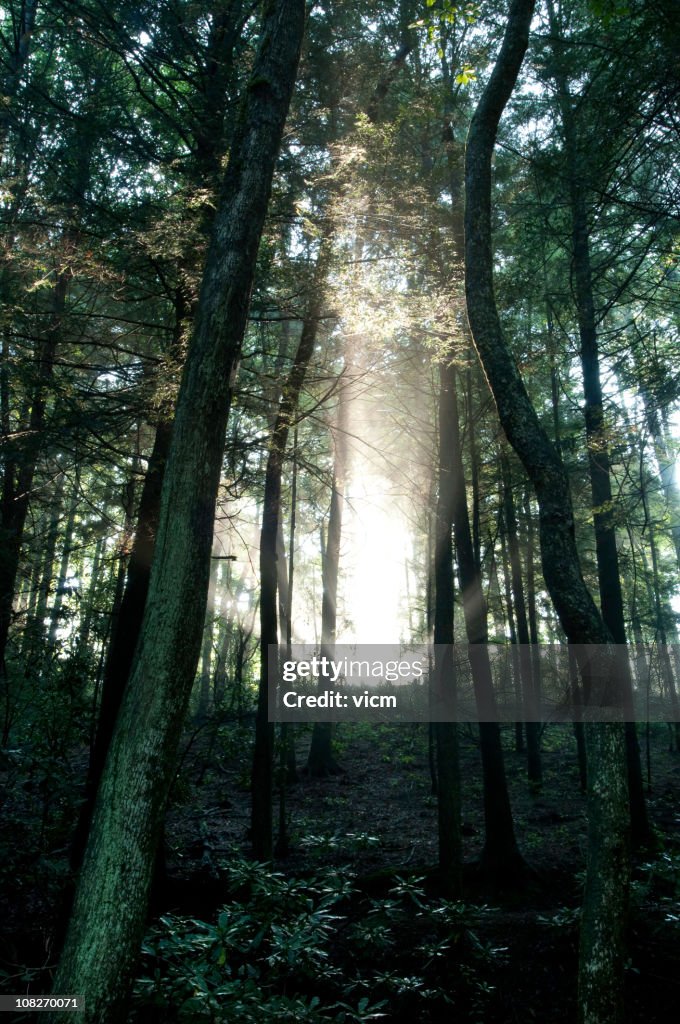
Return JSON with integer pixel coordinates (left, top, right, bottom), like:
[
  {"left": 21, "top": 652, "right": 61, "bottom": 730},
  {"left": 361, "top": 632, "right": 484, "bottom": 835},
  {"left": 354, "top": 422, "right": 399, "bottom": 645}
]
[
  {"left": 78, "top": 532, "right": 104, "bottom": 653},
  {"left": 51, "top": 6, "right": 305, "bottom": 1019},
  {"left": 433, "top": 362, "right": 461, "bottom": 896},
  {"left": 463, "top": 3, "right": 629, "bottom": 1020},
  {"left": 0, "top": 267, "right": 67, "bottom": 670},
  {"left": 21, "top": 467, "right": 65, "bottom": 661},
  {"left": 501, "top": 452, "right": 542, "bottom": 787},
  {"left": 68, "top": 0, "right": 250, "bottom": 873},
  {"left": 197, "top": 552, "right": 218, "bottom": 720},
  {"left": 444, "top": 361, "right": 525, "bottom": 884},
  {"left": 307, "top": 367, "right": 347, "bottom": 777},
  {"left": 498, "top": 502, "right": 524, "bottom": 752},
  {"left": 276, "top": 436, "right": 299, "bottom": 853},
  {"left": 578, "top": 721, "right": 629, "bottom": 1024},
  {"left": 546, "top": 3, "right": 650, "bottom": 846},
  {"left": 640, "top": 465, "right": 680, "bottom": 750},
  {"left": 48, "top": 468, "right": 80, "bottom": 645},
  {"left": 0, "top": 0, "right": 39, "bottom": 156},
  {"left": 68, "top": 415, "right": 173, "bottom": 873},
  {"left": 251, "top": 234, "right": 329, "bottom": 859}
]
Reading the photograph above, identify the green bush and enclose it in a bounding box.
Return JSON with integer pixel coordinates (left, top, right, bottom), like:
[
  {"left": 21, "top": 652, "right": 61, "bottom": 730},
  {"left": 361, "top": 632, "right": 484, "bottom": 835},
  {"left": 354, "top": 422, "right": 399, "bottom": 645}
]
[{"left": 132, "top": 859, "right": 500, "bottom": 1023}]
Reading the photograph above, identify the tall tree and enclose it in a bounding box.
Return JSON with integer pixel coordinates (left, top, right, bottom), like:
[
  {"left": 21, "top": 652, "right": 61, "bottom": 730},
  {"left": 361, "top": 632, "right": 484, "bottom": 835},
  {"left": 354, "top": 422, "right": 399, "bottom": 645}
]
[
  {"left": 306, "top": 372, "right": 348, "bottom": 776},
  {"left": 68, "top": 0, "right": 254, "bottom": 874},
  {"left": 432, "top": 360, "right": 461, "bottom": 897},
  {"left": 50, "top": 3, "right": 306, "bottom": 1018},
  {"left": 251, "top": 236, "right": 330, "bottom": 858},
  {"left": 545, "top": 0, "right": 650, "bottom": 848},
  {"left": 501, "top": 450, "right": 542, "bottom": 788},
  {"left": 0, "top": 0, "right": 39, "bottom": 156},
  {"left": 446, "top": 364, "right": 525, "bottom": 883},
  {"left": 463, "top": 2, "right": 629, "bottom": 1021}
]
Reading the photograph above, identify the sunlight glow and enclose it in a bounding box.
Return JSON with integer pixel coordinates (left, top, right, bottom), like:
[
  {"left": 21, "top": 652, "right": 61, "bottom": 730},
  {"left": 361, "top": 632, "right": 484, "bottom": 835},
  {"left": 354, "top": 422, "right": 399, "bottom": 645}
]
[{"left": 338, "top": 469, "right": 413, "bottom": 643}]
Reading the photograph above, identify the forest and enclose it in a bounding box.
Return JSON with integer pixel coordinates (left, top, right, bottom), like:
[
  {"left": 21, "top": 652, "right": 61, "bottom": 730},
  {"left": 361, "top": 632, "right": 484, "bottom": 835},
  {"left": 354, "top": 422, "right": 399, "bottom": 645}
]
[{"left": 0, "top": 0, "right": 679, "bottom": 1021}]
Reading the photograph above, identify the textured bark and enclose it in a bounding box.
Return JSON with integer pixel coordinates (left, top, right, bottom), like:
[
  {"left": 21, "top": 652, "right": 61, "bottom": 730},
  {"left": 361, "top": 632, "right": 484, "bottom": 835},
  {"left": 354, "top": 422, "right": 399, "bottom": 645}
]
[
  {"left": 70, "top": 0, "right": 249, "bottom": 873},
  {"left": 465, "top": 0, "right": 606, "bottom": 648},
  {"left": 463, "top": 3, "right": 629, "bottom": 1021},
  {"left": 51, "top": 5, "right": 305, "bottom": 1019},
  {"left": 68, "top": 416, "right": 173, "bottom": 874},
  {"left": 578, "top": 722, "right": 629, "bottom": 1024}
]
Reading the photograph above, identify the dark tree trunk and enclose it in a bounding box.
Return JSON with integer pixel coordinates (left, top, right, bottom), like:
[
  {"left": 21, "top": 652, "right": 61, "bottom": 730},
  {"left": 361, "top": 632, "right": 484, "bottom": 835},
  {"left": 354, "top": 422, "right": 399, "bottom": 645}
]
[
  {"left": 578, "top": 721, "right": 629, "bottom": 1024},
  {"left": 569, "top": 641, "right": 588, "bottom": 794},
  {"left": 443, "top": 362, "right": 525, "bottom": 884},
  {"left": 47, "top": 468, "right": 80, "bottom": 645},
  {"left": 67, "top": 0, "right": 250, "bottom": 875},
  {"left": 0, "top": 268, "right": 67, "bottom": 671},
  {"left": 433, "top": 362, "right": 461, "bottom": 897},
  {"left": 78, "top": 532, "right": 104, "bottom": 653},
  {"left": 640, "top": 466, "right": 680, "bottom": 750},
  {"left": 197, "top": 553, "right": 219, "bottom": 720},
  {"left": 68, "top": 415, "right": 173, "bottom": 873},
  {"left": 642, "top": 393, "right": 680, "bottom": 569},
  {"left": 51, "top": 7, "right": 305, "bottom": 1018},
  {"left": 252, "top": 236, "right": 329, "bottom": 859},
  {"left": 498, "top": 503, "right": 524, "bottom": 752},
  {"left": 276, "top": 437, "right": 299, "bottom": 853},
  {"left": 501, "top": 453, "right": 542, "bottom": 788},
  {"left": 283, "top": 444, "right": 299, "bottom": 784},
  {"left": 0, "top": 0, "right": 39, "bottom": 155},
  {"left": 1, "top": 106, "right": 98, "bottom": 670},
  {"left": 465, "top": 0, "right": 605, "bottom": 646},
  {"left": 463, "top": 3, "right": 629, "bottom": 1020},
  {"left": 307, "top": 369, "right": 347, "bottom": 778},
  {"left": 21, "top": 468, "right": 65, "bottom": 661},
  {"left": 547, "top": 12, "right": 650, "bottom": 845}
]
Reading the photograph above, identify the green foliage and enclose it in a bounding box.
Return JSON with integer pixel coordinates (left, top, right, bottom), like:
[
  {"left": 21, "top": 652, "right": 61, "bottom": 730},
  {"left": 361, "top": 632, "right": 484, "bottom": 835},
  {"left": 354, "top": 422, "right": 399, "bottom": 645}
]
[
  {"left": 298, "top": 831, "right": 381, "bottom": 859},
  {"left": 133, "top": 859, "right": 500, "bottom": 1022},
  {"left": 587, "top": 1, "right": 632, "bottom": 22},
  {"left": 537, "top": 905, "right": 581, "bottom": 930},
  {"left": 631, "top": 851, "right": 680, "bottom": 932},
  {"left": 0, "top": 645, "right": 92, "bottom": 907},
  {"left": 133, "top": 861, "right": 382, "bottom": 1022},
  {"left": 410, "top": 1, "right": 479, "bottom": 63}
]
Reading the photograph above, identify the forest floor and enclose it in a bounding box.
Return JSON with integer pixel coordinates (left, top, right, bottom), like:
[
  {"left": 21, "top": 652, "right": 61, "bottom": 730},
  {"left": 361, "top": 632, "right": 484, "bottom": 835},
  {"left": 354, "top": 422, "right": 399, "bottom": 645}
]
[
  {"left": 160, "top": 721, "right": 680, "bottom": 1023},
  {"left": 2, "top": 721, "right": 679, "bottom": 1022}
]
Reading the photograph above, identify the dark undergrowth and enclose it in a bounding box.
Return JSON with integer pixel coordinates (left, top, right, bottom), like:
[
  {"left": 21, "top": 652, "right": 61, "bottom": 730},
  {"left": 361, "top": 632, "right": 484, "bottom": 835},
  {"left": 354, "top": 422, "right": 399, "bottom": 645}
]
[{"left": 1, "top": 721, "right": 679, "bottom": 1022}]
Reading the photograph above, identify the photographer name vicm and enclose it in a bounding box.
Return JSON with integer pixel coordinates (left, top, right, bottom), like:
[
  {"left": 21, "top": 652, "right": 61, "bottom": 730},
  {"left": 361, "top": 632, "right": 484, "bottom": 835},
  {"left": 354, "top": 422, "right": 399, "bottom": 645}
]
[{"left": 282, "top": 690, "right": 397, "bottom": 709}]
